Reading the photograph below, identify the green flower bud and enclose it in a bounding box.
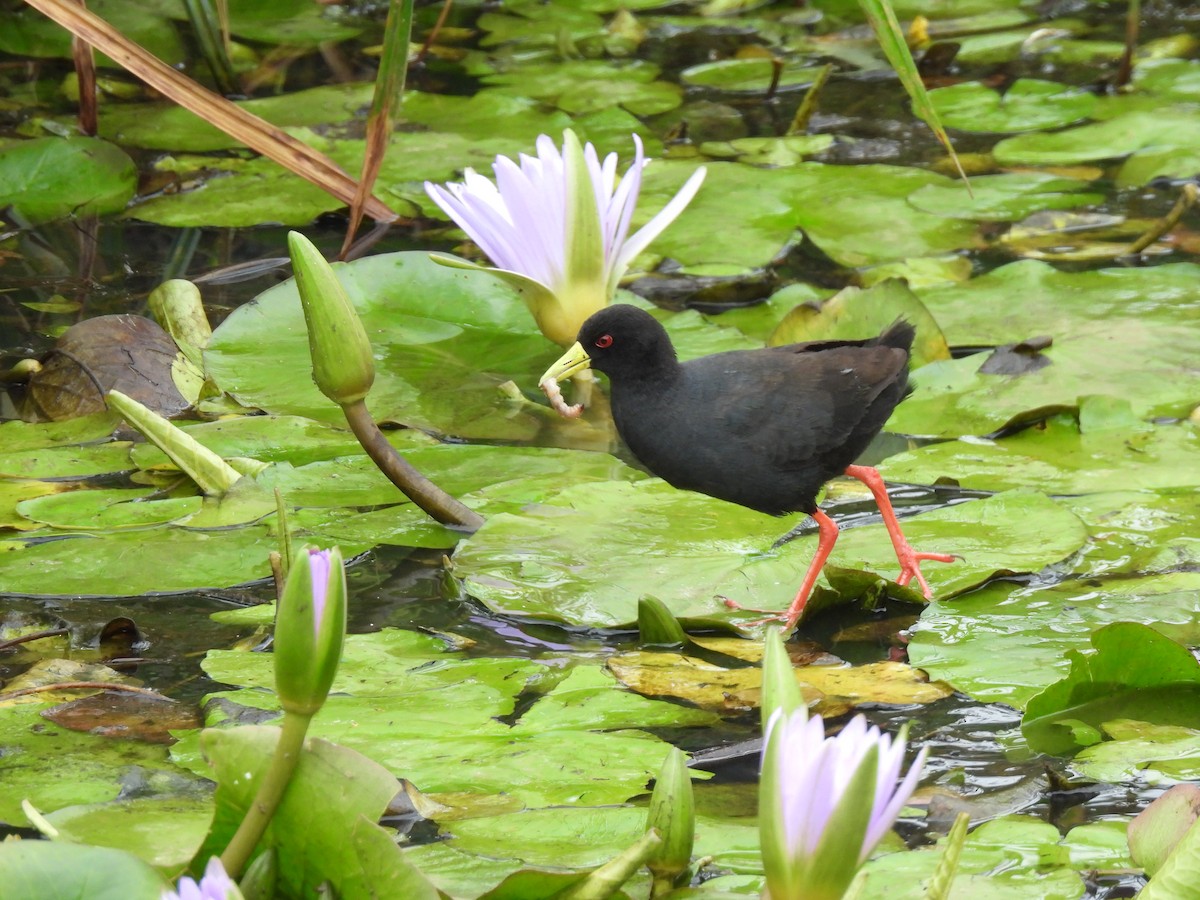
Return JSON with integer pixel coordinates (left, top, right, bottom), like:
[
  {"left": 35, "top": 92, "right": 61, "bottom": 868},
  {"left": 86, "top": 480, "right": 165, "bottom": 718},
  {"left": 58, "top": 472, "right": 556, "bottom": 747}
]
[
  {"left": 287, "top": 231, "right": 375, "bottom": 405},
  {"left": 273, "top": 547, "right": 347, "bottom": 716},
  {"left": 646, "top": 747, "right": 695, "bottom": 891}
]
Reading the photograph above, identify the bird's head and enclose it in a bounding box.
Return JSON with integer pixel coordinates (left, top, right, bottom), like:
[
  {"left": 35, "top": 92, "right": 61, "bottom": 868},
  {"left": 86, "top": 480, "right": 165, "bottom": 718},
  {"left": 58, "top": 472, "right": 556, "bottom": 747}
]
[{"left": 540, "top": 304, "right": 677, "bottom": 387}]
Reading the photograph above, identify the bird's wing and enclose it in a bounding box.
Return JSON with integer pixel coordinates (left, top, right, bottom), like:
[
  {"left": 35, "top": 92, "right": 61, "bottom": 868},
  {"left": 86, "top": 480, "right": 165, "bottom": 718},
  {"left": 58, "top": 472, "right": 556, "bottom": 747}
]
[{"left": 695, "top": 345, "right": 908, "bottom": 470}]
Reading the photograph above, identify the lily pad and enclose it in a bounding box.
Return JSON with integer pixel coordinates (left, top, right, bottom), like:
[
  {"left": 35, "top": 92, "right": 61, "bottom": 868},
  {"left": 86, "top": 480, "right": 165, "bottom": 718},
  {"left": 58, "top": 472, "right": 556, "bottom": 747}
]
[
  {"left": 910, "top": 572, "right": 1200, "bottom": 710},
  {"left": 906, "top": 173, "right": 1103, "bottom": 222},
  {"left": 0, "top": 524, "right": 320, "bottom": 597},
  {"left": 766, "top": 279, "right": 951, "bottom": 369},
  {"left": 0, "top": 137, "right": 136, "bottom": 224},
  {"left": 0, "top": 698, "right": 207, "bottom": 827},
  {"left": 183, "top": 630, "right": 707, "bottom": 810},
  {"left": 928, "top": 79, "right": 1097, "bottom": 133},
  {"left": 450, "top": 482, "right": 1086, "bottom": 628},
  {"left": 607, "top": 651, "right": 953, "bottom": 717},
  {"left": 638, "top": 160, "right": 980, "bottom": 272},
  {"left": 15, "top": 488, "right": 203, "bottom": 530},
  {"left": 881, "top": 416, "right": 1200, "bottom": 495},
  {"left": 1022, "top": 623, "right": 1200, "bottom": 756}
]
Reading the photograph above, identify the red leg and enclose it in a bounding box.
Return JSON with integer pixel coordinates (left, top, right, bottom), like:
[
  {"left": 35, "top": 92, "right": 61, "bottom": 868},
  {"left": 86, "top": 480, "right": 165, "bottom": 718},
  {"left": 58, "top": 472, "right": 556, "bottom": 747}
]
[
  {"left": 722, "top": 509, "right": 839, "bottom": 629},
  {"left": 781, "top": 509, "right": 840, "bottom": 630},
  {"left": 844, "top": 464, "right": 956, "bottom": 598}
]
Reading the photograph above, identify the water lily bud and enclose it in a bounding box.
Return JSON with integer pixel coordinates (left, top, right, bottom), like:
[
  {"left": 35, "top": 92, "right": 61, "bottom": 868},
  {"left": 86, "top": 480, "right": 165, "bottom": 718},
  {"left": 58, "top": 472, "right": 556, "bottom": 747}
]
[
  {"left": 273, "top": 547, "right": 347, "bottom": 717},
  {"left": 760, "top": 627, "right": 805, "bottom": 731},
  {"left": 645, "top": 746, "right": 695, "bottom": 890},
  {"left": 287, "top": 231, "right": 375, "bottom": 405}
]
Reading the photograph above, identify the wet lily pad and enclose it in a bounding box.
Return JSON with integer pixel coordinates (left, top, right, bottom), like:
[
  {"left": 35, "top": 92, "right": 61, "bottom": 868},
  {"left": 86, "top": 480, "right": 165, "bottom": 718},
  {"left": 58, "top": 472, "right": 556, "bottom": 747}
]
[
  {"left": 0, "top": 524, "right": 298, "bottom": 596},
  {"left": 0, "top": 137, "right": 136, "bottom": 224},
  {"left": 906, "top": 173, "right": 1103, "bottom": 222},
  {"left": 994, "top": 108, "right": 1200, "bottom": 186},
  {"left": 638, "top": 160, "right": 981, "bottom": 272},
  {"left": 181, "top": 630, "right": 706, "bottom": 810},
  {"left": 910, "top": 571, "right": 1200, "bottom": 710},
  {"left": 0, "top": 697, "right": 207, "bottom": 827},
  {"left": 882, "top": 414, "right": 1199, "bottom": 494},
  {"left": 451, "top": 482, "right": 1086, "bottom": 628},
  {"left": 1022, "top": 623, "right": 1200, "bottom": 756},
  {"left": 928, "top": 79, "right": 1097, "bottom": 133},
  {"left": 15, "top": 488, "right": 203, "bottom": 530},
  {"left": 607, "top": 651, "right": 952, "bottom": 717}
]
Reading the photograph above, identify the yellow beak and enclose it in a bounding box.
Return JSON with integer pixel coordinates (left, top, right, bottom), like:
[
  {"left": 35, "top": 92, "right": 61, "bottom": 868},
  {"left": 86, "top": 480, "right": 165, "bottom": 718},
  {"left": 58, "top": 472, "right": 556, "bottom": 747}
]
[{"left": 538, "top": 341, "right": 593, "bottom": 387}]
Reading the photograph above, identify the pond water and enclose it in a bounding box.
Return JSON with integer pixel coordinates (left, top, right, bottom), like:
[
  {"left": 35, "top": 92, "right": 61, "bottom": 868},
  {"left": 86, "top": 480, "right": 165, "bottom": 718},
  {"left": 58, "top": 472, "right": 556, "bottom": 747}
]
[{"left": 2, "top": 0, "right": 1199, "bottom": 896}]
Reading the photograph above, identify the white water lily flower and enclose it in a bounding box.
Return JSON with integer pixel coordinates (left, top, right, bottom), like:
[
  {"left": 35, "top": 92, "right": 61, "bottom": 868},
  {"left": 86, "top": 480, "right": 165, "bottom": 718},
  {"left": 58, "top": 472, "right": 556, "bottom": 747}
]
[
  {"left": 759, "top": 709, "right": 927, "bottom": 900},
  {"left": 425, "top": 130, "right": 706, "bottom": 346}
]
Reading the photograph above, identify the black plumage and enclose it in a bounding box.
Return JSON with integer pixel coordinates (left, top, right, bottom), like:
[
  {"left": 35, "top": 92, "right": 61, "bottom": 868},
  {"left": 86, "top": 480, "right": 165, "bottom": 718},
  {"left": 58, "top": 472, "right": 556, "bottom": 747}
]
[{"left": 539, "top": 304, "right": 954, "bottom": 627}]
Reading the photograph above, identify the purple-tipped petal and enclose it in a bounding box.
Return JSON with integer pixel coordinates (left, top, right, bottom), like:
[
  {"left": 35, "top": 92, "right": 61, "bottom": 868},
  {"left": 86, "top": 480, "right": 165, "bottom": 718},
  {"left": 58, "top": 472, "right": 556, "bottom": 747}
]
[{"left": 307, "top": 548, "right": 331, "bottom": 634}]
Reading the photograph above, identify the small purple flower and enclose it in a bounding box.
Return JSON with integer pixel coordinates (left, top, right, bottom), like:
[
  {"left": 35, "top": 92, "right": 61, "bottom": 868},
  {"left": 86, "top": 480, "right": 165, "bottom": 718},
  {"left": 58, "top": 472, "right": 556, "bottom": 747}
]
[
  {"left": 306, "top": 547, "right": 331, "bottom": 635},
  {"left": 425, "top": 130, "right": 705, "bottom": 346},
  {"left": 760, "top": 709, "right": 927, "bottom": 899},
  {"left": 274, "top": 546, "right": 347, "bottom": 717},
  {"left": 163, "top": 856, "right": 243, "bottom": 900}
]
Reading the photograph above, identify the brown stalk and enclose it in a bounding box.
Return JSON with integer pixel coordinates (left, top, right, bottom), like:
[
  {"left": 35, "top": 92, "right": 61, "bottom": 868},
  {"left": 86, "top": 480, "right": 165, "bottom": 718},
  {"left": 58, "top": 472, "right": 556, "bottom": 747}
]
[
  {"left": 341, "top": 399, "right": 484, "bottom": 531},
  {"left": 341, "top": 0, "right": 413, "bottom": 258},
  {"left": 23, "top": 0, "right": 399, "bottom": 222},
  {"left": 68, "top": 0, "right": 97, "bottom": 135}
]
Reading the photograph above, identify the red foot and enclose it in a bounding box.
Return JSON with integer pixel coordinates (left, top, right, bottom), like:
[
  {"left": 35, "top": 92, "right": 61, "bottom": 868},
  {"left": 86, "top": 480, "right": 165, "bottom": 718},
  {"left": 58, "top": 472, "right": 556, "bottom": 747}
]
[
  {"left": 722, "top": 509, "right": 840, "bottom": 630},
  {"left": 844, "top": 465, "right": 957, "bottom": 598}
]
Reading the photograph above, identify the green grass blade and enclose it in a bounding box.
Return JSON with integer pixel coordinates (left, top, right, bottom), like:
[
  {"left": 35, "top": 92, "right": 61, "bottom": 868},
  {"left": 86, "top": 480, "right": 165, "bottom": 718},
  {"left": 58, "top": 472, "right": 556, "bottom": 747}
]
[{"left": 858, "top": 0, "right": 969, "bottom": 189}]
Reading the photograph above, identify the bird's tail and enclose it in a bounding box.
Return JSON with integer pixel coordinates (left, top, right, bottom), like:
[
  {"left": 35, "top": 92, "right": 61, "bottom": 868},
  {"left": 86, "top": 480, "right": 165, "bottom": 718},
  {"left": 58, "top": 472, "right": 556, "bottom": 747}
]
[{"left": 875, "top": 319, "right": 916, "bottom": 354}]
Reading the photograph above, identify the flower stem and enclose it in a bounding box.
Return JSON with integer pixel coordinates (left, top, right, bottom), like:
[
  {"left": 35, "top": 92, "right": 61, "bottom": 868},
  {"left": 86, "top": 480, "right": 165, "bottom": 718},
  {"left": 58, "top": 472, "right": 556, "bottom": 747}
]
[
  {"left": 220, "top": 710, "right": 312, "bottom": 879},
  {"left": 340, "top": 398, "right": 483, "bottom": 531}
]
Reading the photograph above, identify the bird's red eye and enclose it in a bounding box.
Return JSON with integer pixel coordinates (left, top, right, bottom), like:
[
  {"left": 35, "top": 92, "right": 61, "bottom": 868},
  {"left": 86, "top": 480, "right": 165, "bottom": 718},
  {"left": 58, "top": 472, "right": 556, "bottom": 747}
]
[{"left": 594, "top": 334, "right": 614, "bottom": 349}]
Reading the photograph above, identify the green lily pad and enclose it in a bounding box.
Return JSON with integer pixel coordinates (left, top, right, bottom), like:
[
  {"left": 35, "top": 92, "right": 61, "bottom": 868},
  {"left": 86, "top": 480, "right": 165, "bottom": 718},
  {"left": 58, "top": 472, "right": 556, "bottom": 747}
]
[
  {"left": 910, "top": 571, "right": 1200, "bottom": 710},
  {"left": 483, "top": 60, "right": 682, "bottom": 115},
  {"left": 0, "top": 523, "right": 345, "bottom": 597},
  {"left": 0, "top": 842, "right": 168, "bottom": 900},
  {"left": 0, "top": 137, "right": 136, "bottom": 224},
  {"left": 0, "top": 412, "right": 121, "bottom": 452},
  {"left": 451, "top": 482, "right": 1085, "bottom": 628},
  {"left": 0, "top": 698, "right": 207, "bottom": 827},
  {"left": 928, "top": 79, "right": 1097, "bottom": 133},
  {"left": 1072, "top": 721, "right": 1200, "bottom": 785},
  {"left": 638, "top": 160, "right": 980, "bottom": 271},
  {"left": 855, "top": 816, "right": 1101, "bottom": 900},
  {"left": 907, "top": 173, "right": 1103, "bottom": 222},
  {"left": 131, "top": 153, "right": 346, "bottom": 228},
  {"left": 681, "top": 59, "right": 826, "bottom": 92},
  {"left": 888, "top": 324, "right": 1200, "bottom": 441},
  {"left": 1022, "top": 623, "right": 1200, "bottom": 756},
  {"left": 45, "top": 796, "right": 213, "bottom": 870},
  {"left": 993, "top": 108, "right": 1200, "bottom": 180},
  {"left": 15, "top": 488, "right": 203, "bottom": 530},
  {"left": 766, "top": 279, "right": 950, "bottom": 369},
  {"left": 882, "top": 415, "right": 1200, "bottom": 494},
  {"left": 182, "top": 630, "right": 706, "bottom": 810},
  {"left": 0, "top": 442, "right": 134, "bottom": 479}
]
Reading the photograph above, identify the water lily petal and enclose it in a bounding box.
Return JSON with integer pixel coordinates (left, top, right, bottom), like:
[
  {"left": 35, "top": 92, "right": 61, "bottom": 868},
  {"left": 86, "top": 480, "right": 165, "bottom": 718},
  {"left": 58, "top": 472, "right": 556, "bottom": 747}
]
[{"left": 615, "top": 164, "right": 706, "bottom": 275}]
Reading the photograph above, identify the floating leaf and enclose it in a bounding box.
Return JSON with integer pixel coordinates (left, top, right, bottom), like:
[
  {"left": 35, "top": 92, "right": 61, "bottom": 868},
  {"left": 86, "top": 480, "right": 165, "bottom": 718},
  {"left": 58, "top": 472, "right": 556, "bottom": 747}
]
[
  {"left": 1022, "top": 622, "right": 1200, "bottom": 756},
  {"left": 0, "top": 136, "right": 135, "bottom": 224}
]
